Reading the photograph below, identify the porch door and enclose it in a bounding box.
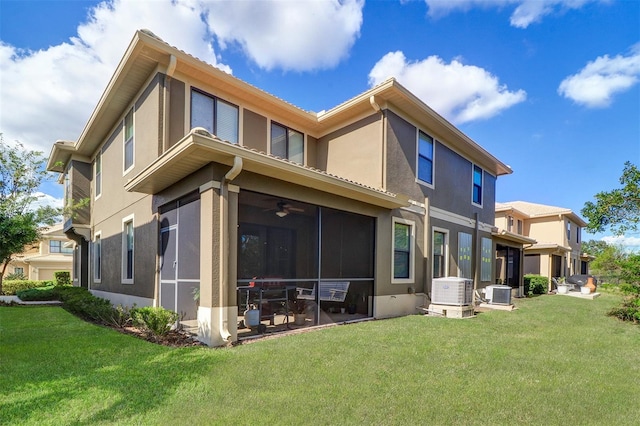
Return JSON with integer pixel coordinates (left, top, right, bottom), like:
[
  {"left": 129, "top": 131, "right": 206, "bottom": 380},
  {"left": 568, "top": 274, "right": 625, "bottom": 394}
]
[{"left": 159, "top": 193, "right": 201, "bottom": 325}]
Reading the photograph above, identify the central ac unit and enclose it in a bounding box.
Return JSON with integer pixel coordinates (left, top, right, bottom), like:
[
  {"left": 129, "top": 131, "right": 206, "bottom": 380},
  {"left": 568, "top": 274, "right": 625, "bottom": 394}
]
[
  {"left": 485, "top": 285, "right": 512, "bottom": 305},
  {"left": 431, "top": 277, "right": 473, "bottom": 306}
]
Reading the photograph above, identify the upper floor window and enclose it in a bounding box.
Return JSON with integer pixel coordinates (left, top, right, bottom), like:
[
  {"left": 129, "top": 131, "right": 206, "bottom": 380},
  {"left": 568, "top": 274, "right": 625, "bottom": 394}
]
[
  {"left": 507, "top": 216, "right": 514, "bottom": 232},
  {"left": 190, "top": 89, "right": 239, "bottom": 144},
  {"left": 417, "top": 131, "right": 434, "bottom": 185},
  {"left": 472, "top": 165, "right": 483, "bottom": 206},
  {"left": 271, "top": 122, "right": 304, "bottom": 164},
  {"left": 95, "top": 150, "right": 102, "bottom": 199},
  {"left": 517, "top": 219, "right": 523, "bottom": 235},
  {"left": 63, "top": 171, "right": 71, "bottom": 209},
  {"left": 50, "top": 240, "right": 73, "bottom": 254},
  {"left": 577, "top": 227, "right": 581, "bottom": 243},
  {"left": 567, "top": 221, "right": 571, "bottom": 241},
  {"left": 124, "top": 109, "right": 134, "bottom": 173}
]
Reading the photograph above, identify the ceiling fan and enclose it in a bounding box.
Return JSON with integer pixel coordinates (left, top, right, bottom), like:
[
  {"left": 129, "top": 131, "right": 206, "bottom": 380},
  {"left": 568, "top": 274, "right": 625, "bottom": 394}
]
[{"left": 265, "top": 200, "right": 304, "bottom": 217}]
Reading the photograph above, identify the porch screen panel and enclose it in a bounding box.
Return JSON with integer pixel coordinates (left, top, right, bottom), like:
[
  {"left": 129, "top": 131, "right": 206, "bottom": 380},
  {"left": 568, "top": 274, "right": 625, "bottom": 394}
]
[
  {"left": 177, "top": 195, "right": 201, "bottom": 280},
  {"left": 320, "top": 208, "right": 374, "bottom": 279},
  {"left": 458, "top": 232, "right": 472, "bottom": 279}
]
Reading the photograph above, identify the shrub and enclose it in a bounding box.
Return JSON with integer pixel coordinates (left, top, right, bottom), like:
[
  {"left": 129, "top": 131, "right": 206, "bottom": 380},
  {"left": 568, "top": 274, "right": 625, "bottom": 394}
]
[
  {"left": 131, "top": 306, "right": 178, "bottom": 336},
  {"left": 608, "top": 295, "right": 640, "bottom": 324},
  {"left": 16, "top": 286, "right": 57, "bottom": 301},
  {"left": 524, "top": 275, "right": 548, "bottom": 296},
  {"left": 1, "top": 280, "right": 54, "bottom": 295},
  {"left": 619, "top": 283, "right": 640, "bottom": 295},
  {"left": 54, "top": 271, "right": 71, "bottom": 286},
  {"left": 5, "top": 271, "right": 26, "bottom": 280},
  {"left": 53, "top": 286, "right": 132, "bottom": 328}
]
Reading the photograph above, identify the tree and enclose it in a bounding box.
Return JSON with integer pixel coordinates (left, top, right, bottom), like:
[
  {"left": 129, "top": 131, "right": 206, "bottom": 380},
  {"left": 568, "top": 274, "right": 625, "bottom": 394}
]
[
  {"left": 0, "top": 135, "right": 59, "bottom": 294},
  {"left": 582, "top": 161, "right": 640, "bottom": 235},
  {"left": 581, "top": 239, "right": 610, "bottom": 258}
]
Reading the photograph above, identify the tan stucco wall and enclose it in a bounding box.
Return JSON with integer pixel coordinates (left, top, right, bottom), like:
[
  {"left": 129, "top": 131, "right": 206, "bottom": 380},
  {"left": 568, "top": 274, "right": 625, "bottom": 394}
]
[{"left": 317, "top": 114, "right": 383, "bottom": 189}]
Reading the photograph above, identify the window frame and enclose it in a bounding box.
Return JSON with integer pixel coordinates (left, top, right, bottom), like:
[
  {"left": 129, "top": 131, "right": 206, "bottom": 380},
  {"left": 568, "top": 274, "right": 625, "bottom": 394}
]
[
  {"left": 190, "top": 88, "right": 239, "bottom": 144},
  {"left": 392, "top": 217, "right": 415, "bottom": 284},
  {"left": 93, "top": 231, "right": 102, "bottom": 283},
  {"left": 95, "top": 149, "right": 102, "bottom": 200},
  {"left": 432, "top": 227, "right": 449, "bottom": 279},
  {"left": 50, "top": 240, "right": 62, "bottom": 253},
  {"left": 14, "top": 267, "right": 24, "bottom": 276},
  {"left": 416, "top": 130, "right": 435, "bottom": 187},
  {"left": 481, "top": 237, "right": 492, "bottom": 282},
  {"left": 457, "top": 232, "right": 473, "bottom": 279},
  {"left": 270, "top": 121, "right": 305, "bottom": 164},
  {"left": 123, "top": 108, "right": 135, "bottom": 175},
  {"left": 472, "top": 164, "right": 483, "bottom": 207},
  {"left": 121, "top": 215, "right": 135, "bottom": 284}
]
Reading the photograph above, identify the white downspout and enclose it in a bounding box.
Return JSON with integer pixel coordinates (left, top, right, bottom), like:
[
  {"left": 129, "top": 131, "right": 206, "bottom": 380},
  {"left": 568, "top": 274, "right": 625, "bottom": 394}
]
[{"left": 219, "top": 156, "right": 243, "bottom": 342}]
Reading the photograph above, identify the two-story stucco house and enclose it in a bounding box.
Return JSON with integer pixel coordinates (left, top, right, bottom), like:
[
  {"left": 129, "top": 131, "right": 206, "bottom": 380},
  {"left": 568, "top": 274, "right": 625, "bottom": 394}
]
[
  {"left": 495, "top": 201, "right": 591, "bottom": 291},
  {"left": 2, "top": 223, "right": 74, "bottom": 281},
  {"left": 48, "top": 30, "right": 513, "bottom": 346}
]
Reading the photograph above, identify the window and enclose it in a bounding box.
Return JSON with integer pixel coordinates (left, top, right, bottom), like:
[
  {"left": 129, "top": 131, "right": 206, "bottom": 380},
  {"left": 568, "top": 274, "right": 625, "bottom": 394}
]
[
  {"left": 417, "top": 131, "right": 434, "bottom": 185},
  {"left": 481, "top": 237, "right": 492, "bottom": 282},
  {"left": 507, "top": 216, "right": 513, "bottom": 232},
  {"left": 14, "top": 267, "right": 24, "bottom": 275},
  {"left": 95, "top": 150, "right": 102, "bottom": 198},
  {"left": 517, "top": 219, "right": 523, "bottom": 235},
  {"left": 64, "top": 172, "right": 71, "bottom": 209},
  {"left": 190, "top": 89, "right": 239, "bottom": 143},
  {"left": 123, "top": 108, "right": 134, "bottom": 172},
  {"left": 271, "top": 123, "right": 304, "bottom": 164},
  {"left": 567, "top": 221, "right": 571, "bottom": 241},
  {"left": 271, "top": 122, "right": 304, "bottom": 164},
  {"left": 392, "top": 218, "right": 414, "bottom": 282},
  {"left": 50, "top": 240, "right": 73, "bottom": 254},
  {"left": 458, "top": 232, "right": 472, "bottom": 279},
  {"left": 577, "top": 227, "right": 581, "bottom": 243},
  {"left": 432, "top": 229, "right": 448, "bottom": 278},
  {"left": 93, "top": 233, "right": 101, "bottom": 282},
  {"left": 472, "top": 165, "right": 483, "bottom": 205},
  {"left": 122, "top": 216, "right": 134, "bottom": 283}
]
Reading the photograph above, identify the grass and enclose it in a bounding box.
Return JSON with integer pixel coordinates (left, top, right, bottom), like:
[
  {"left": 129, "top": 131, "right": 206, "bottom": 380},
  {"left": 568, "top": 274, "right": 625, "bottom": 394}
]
[{"left": 1, "top": 293, "right": 639, "bottom": 425}]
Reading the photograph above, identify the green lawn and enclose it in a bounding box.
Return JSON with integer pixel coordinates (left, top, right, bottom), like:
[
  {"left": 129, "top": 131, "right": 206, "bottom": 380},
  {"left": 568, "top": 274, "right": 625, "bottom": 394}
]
[{"left": 1, "top": 293, "right": 639, "bottom": 425}]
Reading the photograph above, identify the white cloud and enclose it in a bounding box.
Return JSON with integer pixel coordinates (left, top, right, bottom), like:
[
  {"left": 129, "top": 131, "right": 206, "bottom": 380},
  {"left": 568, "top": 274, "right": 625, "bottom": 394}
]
[
  {"left": 0, "top": 0, "right": 363, "bottom": 156},
  {"left": 29, "top": 192, "right": 64, "bottom": 211},
  {"left": 368, "top": 51, "right": 526, "bottom": 124},
  {"left": 0, "top": 0, "right": 220, "bottom": 154},
  {"left": 601, "top": 235, "right": 640, "bottom": 252},
  {"left": 558, "top": 44, "right": 640, "bottom": 108},
  {"left": 201, "top": 0, "right": 363, "bottom": 71},
  {"left": 424, "top": 0, "right": 601, "bottom": 28}
]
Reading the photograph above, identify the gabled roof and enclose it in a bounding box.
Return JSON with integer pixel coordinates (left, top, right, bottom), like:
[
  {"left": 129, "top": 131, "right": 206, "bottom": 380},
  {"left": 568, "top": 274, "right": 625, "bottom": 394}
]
[
  {"left": 48, "top": 29, "right": 512, "bottom": 178},
  {"left": 497, "top": 201, "right": 587, "bottom": 227}
]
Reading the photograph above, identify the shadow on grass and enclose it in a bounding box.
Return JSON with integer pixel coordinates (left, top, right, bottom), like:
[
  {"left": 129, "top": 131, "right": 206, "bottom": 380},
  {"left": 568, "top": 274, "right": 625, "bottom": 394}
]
[{"left": 0, "top": 306, "right": 221, "bottom": 425}]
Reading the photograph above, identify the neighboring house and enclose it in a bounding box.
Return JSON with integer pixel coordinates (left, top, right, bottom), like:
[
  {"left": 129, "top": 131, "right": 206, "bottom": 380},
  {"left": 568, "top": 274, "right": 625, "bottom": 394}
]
[
  {"left": 495, "top": 201, "right": 590, "bottom": 291},
  {"left": 47, "top": 30, "right": 512, "bottom": 346},
  {"left": 2, "top": 223, "right": 74, "bottom": 281}
]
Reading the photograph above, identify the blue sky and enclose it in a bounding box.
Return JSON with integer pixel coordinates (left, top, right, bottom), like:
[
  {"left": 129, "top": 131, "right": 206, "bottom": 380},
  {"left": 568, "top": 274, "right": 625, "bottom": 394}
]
[{"left": 1, "top": 0, "right": 639, "bottom": 249}]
